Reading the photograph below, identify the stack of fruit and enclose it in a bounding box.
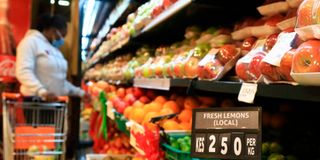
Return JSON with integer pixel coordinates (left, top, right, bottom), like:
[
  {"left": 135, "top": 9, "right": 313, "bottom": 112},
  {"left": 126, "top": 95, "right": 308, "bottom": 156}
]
[
  {"left": 99, "top": 133, "right": 136, "bottom": 155},
  {"left": 262, "top": 142, "right": 298, "bottom": 160},
  {"left": 167, "top": 135, "right": 191, "bottom": 152},
  {"left": 134, "top": 26, "right": 239, "bottom": 80},
  {"left": 122, "top": 47, "right": 153, "bottom": 81},
  {"left": 89, "top": 0, "right": 179, "bottom": 64}
]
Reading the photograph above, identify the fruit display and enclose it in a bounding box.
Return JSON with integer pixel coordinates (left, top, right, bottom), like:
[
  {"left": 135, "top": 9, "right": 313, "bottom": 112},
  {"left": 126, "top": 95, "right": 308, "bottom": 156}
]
[
  {"left": 167, "top": 135, "right": 191, "bottom": 152},
  {"left": 89, "top": 0, "right": 179, "bottom": 65},
  {"left": 258, "top": 30, "right": 299, "bottom": 83},
  {"left": 294, "top": 0, "right": 320, "bottom": 40}
]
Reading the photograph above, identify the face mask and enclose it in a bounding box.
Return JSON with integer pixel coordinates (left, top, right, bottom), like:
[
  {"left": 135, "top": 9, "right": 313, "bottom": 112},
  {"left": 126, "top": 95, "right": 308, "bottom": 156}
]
[
  {"left": 52, "top": 38, "right": 64, "bottom": 48},
  {"left": 52, "top": 29, "right": 65, "bottom": 48}
]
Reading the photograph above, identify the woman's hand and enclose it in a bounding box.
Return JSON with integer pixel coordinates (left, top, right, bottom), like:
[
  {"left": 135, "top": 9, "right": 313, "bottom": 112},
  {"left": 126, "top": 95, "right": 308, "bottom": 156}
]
[{"left": 43, "top": 92, "right": 58, "bottom": 102}]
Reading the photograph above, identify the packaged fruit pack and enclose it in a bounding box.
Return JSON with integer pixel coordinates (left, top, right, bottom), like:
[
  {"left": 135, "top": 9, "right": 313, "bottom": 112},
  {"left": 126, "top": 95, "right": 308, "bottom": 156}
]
[
  {"left": 198, "top": 44, "right": 241, "bottom": 81},
  {"left": 290, "top": 39, "right": 320, "bottom": 85},
  {"left": 259, "top": 30, "right": 300, "bottom": 84},
  {"left": 295, "top": 0, "right": 320, "bottom": 40},
  {"left": 236, "top": 38, "right": 268, "bottom": 82}
]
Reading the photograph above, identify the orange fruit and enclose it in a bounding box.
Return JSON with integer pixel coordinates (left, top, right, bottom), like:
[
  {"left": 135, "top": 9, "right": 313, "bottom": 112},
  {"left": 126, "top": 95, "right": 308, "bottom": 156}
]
[
  {"left": 144, "top": 122, "right": 158, "bottom": 131},
  {"left": 159, "top": 108, "right": 175, "bottom": 116},
  {"left": 162, "top": 119, "right": 181, "bottom": 130},
  {"left": 143, "top": 112, "right": 158, "bottom": 124},
  {"left": 163, "top": 101, "right": 180, "bottom": 113},
  {"left": 144, "top": 102, "right": 162, "bottom": 113},
  {"left": 184, "top": 96, "right": 200, "bottom": 109},
  {"left": 180, "top": 122, "right": 192, "bottom": 130},
  {"left": 178, "top": 109, "right": 193, "bottom": 123},
  {"left": 124, "top": 106, "right": 133, "bottom": 119},
  {"left": 133, "top": 101, "right": 144, "bottom": 108},
  {"left": 131, "top": 108, "right": 146, "bottom": 124},
  {"left": 154, "top": 96, "right": 167, "bottom": 104}
]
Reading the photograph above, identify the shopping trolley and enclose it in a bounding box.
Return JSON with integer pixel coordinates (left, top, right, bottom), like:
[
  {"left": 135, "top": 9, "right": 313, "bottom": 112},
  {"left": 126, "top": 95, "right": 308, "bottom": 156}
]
[{"left": 2, "top": 93, "right": 69, "bottom": 160}]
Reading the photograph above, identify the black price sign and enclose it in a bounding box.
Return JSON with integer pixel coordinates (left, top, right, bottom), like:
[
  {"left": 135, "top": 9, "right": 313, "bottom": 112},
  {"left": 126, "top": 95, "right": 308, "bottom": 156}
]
[{"left": 191, "top": 107, "right": 261, "bottom": 160}]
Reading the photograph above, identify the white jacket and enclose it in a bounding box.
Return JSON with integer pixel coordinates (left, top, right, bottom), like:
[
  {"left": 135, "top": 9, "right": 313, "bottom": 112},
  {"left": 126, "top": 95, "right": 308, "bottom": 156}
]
[{"left": 16, "top": 30, "right": 84, "bottom": 97}]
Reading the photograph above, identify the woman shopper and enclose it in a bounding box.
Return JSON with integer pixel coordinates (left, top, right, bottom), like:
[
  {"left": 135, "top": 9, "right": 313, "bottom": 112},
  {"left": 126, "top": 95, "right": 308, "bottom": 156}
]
[{"left": 16, "top": 13, "right": 89, "bottom": 101}]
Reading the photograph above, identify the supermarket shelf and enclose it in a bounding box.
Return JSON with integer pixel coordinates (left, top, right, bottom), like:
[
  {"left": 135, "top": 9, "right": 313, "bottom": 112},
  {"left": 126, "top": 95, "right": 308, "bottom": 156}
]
[
  {"left": 85, "top": 0, "right": 263, "bottom": 70},
  {"left": 140, "top": 0, "right": 192, "bottom": 33},
  {"left": 132, "top": 78, "right": 320, "bottom": 102}
]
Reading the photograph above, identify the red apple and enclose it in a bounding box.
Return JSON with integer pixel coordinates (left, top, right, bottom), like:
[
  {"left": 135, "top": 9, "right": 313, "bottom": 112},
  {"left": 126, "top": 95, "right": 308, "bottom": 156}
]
[
  {"left": 116, "top": 88, "right": 126, "bottom": 98},
  {"left": 216, "top": 44, "right": 238, "bottom": 65},
  {"left": 115, "top": 100, "right": 127, "bottom": 113},
  {"left": 293, "top": 40, "right": 320, "bottom": 73},
  {"left": 126, "top": 87, "right": 133, "bottom": 95},
  {"left": 241, "top": 37, "right": 257, "bottom": 52},
  {"left": 265, "top": 14, "right": 284, "bottom": 27},
  {"left": 163, "top": 0, "right": 177, "bottom": 9},
  {"left": 198, "top": 59, "right": 223, "bottom": 80},
  {"left": 235, "top": 62, "right": 249, "bottom": 81},
  {"left": 297, "top": 0, "right": 315, "bottom": 27},
  {"left": 124, "top": 94, "right": 136, "bottom": 105},
  {"left": 279, "top": 49, "right": 296, "bottom": 81},
  {"left": 133, "top": 87, "right": 144, "bottom": 98},
  {"left": 154, "top": 65, "right": 163, "bottom": 77},
  {"left": 139, "top": 96, "right": 150, "bottom": 104},
  {"left": 173, "top": 62, "right": 185, "bottom": 78},
  {"left": 264, "top": 33, "right": 279, "bottom": 52},
  {"left": 259, "top": 61, "right": 282, "bottom": 81},
  {"left": 248, "top": 52, "right": 266, "bottom": 80},
  {"left": 152, "top": 4, "right": 164, "bottom": 18},
  {"left": 135, "top": 67, "right": 142, "bottom": 77},
  {"left": 184, "top": 57, "right": 200, "bottom": 78}
]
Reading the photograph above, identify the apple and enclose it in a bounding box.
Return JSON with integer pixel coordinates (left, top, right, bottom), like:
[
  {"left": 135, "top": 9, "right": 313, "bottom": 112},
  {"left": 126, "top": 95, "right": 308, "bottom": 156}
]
[
  {"left": 142, "top": 67, "right": 153, "bottom": 78},
  {"left": 265, "top": 14, "right": 284, "bottom": 27},
  {"left": 279, "top": 49, "right": 296, "bottom": 81},
  {"left": 259, "top": 61, "right": 282, "bottom": 81},
  {"left": 116, "top": 88, "right": 126, "bottom": 98},
  {"left": 124, "top": 94, "right": 136, "bottom": 105},
  {"left": 173, "top": 62, "right": 185, "bottom": 78},
  {"left": 184, "top": 57, "right": 200, "bottom": 78},
  {"left": 126, "top": 87, "right": 133, "bottom": 95},
  {"left": 133, "top": 87, "right": 144, "bottom": 98},
  {"left": 198, "top": 59, "right": 223, "bottom": 80},
  {"left": 264, "top": 33, "right": 279, "bottom": 52},
  {"left": 297, "top": 0, "right": 315, "bottom": 27},
  {"left": 154, "top": 65, "right": 163, "bottom": 77},
  {"left": 163, "top": 0, "right": 177, "bottom": 9},
  {"left": 134, "top": 67, "right": 142, "bottom": 78},
  {"left": 216, "top": 44, "right": 238, "bottom": 65},
  {"left": 139, "top": 96, "right": 150, "bottom": 104},
  {"left": 241, "top": 37, "right": 256, "bottom": 53},
  {"left": 248, "top": 52, "right": 266, "bottom": 80},
  {"left": 235, "top": 62, "right": 249, "bottom": 81},
  {"left": 151, "top": 4, "right": 164, "bottom": 18},
  {"left": 116, "top": 101, "right": 127, "bottom": 114},
  {"left": 293, "top": 40, "right": 320, "bottom": 73}
]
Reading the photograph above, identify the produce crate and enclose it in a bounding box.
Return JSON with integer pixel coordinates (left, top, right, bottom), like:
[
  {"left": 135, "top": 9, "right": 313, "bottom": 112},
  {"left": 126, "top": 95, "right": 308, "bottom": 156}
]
[
  {"left": 113, "top": 110, "right": 130, "bottom": 136},
  {"left": 86, "top": 154, "right": 132, "bottom": 160}
]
